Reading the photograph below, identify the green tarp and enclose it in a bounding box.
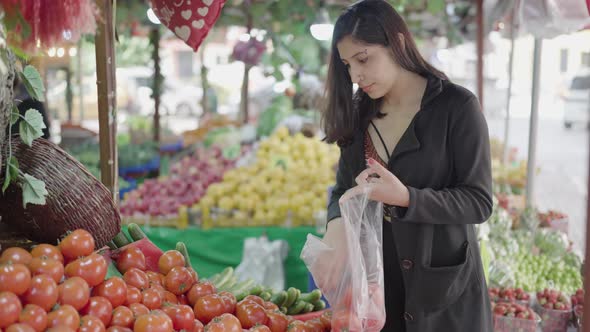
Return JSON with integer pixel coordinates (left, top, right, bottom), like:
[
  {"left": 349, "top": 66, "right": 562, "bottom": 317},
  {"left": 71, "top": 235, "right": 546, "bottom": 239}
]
[{"left": 136, "top": 225, "right": 319, "bottom": 291}]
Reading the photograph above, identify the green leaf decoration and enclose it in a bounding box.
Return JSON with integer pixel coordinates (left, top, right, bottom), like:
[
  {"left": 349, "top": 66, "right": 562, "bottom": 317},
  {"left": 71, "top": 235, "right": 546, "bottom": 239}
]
[
  {"left": 18, "top": 109, "right": 46, "bottom": 146},
  {"left": 20, "top": 65, "right": 45, "bottom": 101},
  {"left": 21, "top": 173, "right": 48, "bottom": 207},
  {"left": 2, "top": 157, "right": 19, "bottom": 193}
]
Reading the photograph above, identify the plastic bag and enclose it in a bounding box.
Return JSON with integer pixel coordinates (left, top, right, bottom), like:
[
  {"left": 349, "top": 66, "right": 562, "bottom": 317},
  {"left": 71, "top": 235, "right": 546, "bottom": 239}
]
[
  {"left": 235, "top": 235, "right": 289, "bottom": 291},
  {"left": 301, "top": 188, "right": 386, "bottom": 331}
]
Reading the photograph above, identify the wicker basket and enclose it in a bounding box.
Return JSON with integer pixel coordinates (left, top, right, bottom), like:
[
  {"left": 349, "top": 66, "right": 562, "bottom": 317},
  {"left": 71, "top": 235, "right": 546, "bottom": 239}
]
[{"left": 0, "top": 136, "right": 121, "bottom": 248}]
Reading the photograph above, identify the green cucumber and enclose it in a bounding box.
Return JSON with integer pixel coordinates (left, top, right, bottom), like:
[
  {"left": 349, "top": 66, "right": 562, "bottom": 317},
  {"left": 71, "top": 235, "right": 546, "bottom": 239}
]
[
  {"left": 175, "top": 242, "right": 192, "bottom": 269},
  {"left": 112, "top": 232, "right": 132, "bottom": 248},
  {"left": 270, "top": 291, "right": 288, "bottom": 307},
  {"left": 248, "top": 285, "right": 264, "bottom": 296},
  {"left": 212, "top": 267, "right": 233, "bottom": 290},
  {"left": 300, "top": 289, "right": 322, "bottom": 303},
  {"left": 312, "top": 299, "right": 326, "bottom": 311},
  {"left": 286, "top": 300, "right": 306, "bottom": 315},
  {"left": 260, "top": 291, "right": 272, "bottom": 302},
  {"left": 127, "top": 223, "right": 147, "bottom": 241},
  {"left": 229, "top": 279, "right": 256, "bottom": 295},
  {"left": 280, "top": 307, "right": 288, "bottom": 314},
  {"left": 105, "top": 261, "right": 123, "bottom": 279},
  {"left": 219, "top": 275, "right": 238, "bottom": 291},
  {"left": 207, "top": 272, "right": 222, "bottom": 285},
  {"left": 106, "top": 240, "right": 118, "bottom": 250},
  {"left": 301, "top": 303, "right": 314, "bottom": 314},
  {"left": 284, "top": 287, "right": 299, "bottom": 308}
]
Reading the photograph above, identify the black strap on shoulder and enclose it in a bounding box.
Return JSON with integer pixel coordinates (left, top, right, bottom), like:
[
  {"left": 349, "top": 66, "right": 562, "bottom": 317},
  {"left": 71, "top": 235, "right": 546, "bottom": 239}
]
[{"left": 369, "top": 121, "right": 391, "bottom": 161}]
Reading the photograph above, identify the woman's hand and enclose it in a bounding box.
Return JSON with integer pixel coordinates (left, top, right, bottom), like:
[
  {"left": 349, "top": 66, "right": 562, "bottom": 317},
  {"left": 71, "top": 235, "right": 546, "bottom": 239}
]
[{"left": 340, "top": 157, "right": 410, "bottom": 206}]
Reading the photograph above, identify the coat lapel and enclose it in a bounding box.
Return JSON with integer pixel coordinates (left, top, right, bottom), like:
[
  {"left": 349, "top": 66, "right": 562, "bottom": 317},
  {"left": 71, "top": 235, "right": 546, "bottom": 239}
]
[{"left": 388, "top": 118, "right": 421, "bottom": 166}]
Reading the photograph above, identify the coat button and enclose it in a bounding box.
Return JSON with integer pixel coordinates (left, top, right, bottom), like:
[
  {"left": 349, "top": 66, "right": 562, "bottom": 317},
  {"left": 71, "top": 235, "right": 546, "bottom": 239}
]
[
  {"left": 404, "top": 312, "right": 414, "bottom": 321},
  {"left": 401, "top": 259, "right": 414, "bottom": 270}
]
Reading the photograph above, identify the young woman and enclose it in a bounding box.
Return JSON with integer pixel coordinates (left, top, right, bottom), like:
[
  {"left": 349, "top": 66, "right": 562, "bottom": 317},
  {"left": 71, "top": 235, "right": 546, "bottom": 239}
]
[{"left": 322, "top": 1, "right": 493, "bottom": 331}]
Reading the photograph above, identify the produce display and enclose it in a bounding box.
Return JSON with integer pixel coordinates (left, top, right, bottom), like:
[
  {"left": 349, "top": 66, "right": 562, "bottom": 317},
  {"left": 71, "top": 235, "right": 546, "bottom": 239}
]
[
  {"left": 536, "top": 289, "right": 571, "bottom": 311},
  {"left": 119, "top": 147, "right": 242, "bottom": 217},
  {"left": 198, "top": 127, "right": 340, "bottom": 227},
  {"left": 0, "top": 226, "right": 335, "bottom": 332},
  {"left": 492, "top": 159, "right": 527, "bottom": 194}
]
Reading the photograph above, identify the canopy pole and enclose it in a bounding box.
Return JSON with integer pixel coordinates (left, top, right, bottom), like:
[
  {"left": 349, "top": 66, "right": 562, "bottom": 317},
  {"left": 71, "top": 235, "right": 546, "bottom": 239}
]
[
  {"left": 94, "top": 0, "right": 118, "bottom": 201},
  {"left": 525, "top": 38, "right": 542, "bottom": 209},
  {"left": 503, "top": 6, "right": 517, "bottom": 164}
]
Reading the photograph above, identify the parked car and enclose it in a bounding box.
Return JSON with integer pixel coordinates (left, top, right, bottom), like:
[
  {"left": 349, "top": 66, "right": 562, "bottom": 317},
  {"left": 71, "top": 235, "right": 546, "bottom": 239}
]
[{"left": 562, "top": 69, "right": 590, "bottom": 129}]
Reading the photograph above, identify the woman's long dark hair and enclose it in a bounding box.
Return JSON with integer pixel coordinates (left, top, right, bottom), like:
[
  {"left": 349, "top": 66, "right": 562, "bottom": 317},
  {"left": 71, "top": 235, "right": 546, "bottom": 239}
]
[{"left": 322, "top": 0, "right": 447, "bottom": 146}]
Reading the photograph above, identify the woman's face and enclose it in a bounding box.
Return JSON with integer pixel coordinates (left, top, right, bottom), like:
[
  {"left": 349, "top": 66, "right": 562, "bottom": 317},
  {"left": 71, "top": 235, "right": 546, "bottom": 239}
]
[{"left": 337, "top": 35, "right": 402, "bottom": 99}]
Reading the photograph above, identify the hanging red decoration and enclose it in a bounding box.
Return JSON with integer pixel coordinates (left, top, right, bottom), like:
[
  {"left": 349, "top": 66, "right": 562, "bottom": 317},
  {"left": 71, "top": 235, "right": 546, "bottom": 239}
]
[
  {"left": 1, "top": 0, "right": 97, "bottom": 52},
  {"left": 150, "top": 0, "right": 226, "bottom": 52}
]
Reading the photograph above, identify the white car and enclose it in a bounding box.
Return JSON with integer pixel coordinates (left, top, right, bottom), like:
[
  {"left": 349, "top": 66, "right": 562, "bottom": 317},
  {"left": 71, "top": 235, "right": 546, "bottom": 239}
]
[{"left": 562, "top": 70, "right": 590, "bottom": 129}]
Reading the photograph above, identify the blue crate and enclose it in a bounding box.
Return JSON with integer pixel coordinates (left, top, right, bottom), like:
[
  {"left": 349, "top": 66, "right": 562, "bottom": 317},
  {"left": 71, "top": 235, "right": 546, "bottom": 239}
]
[
  {"left": 160, "top": 140, "right": 184, "bottom": 153},
  {"left": 119, "top": 179, "right": 137, "bottom": 199},
  {"left": 308, "top": 273, "right": 331, "bottom": 308}
]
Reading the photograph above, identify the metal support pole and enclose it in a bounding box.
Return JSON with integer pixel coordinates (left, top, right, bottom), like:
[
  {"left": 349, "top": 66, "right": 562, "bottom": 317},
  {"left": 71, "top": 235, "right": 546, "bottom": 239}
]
[
  {"left": 95, "top": 0, "right": 118, "bottom": 201},
  {"left": 525, "top": 38, "right": 542, "bottom": 209},
  {"left": 77, "top": 40, "right": 84, "bottom": 122},
  {"left": 476, "top": 0, "right": 484, "bottom": 110},
  {"left": 503, "top": 8, "right": 516, "bottom": 164},
  {"left": 585, "top": 89, "right": 590, "bottom": 332}
]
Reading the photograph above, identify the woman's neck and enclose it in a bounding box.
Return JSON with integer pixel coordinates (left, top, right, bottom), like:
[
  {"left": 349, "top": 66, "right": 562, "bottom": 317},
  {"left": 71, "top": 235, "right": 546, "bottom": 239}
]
[{"left": 382, "top": 70, "right": 427, "bottom": 113}]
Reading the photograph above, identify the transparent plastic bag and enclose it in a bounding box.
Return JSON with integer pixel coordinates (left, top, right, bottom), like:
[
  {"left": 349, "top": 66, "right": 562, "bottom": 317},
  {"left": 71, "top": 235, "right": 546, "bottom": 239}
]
[{"left": 301, "top": 188, "right": 386, "bottom": 331}]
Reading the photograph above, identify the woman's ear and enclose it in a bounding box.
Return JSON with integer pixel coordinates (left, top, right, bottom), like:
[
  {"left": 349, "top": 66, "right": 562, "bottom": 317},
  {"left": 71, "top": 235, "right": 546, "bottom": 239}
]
[{"left": 398, "top": 33, "right": 405, "bottom": 51}]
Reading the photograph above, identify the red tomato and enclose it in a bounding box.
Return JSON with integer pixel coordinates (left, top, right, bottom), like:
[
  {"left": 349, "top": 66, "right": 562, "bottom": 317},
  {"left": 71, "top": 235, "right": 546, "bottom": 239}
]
[
  {"left": 141, "top": 289, "right": 162, "bottom": 310},
  {"left": 203, "top": 313, "right": 241, "bottom": 332},
  {"left": 167, "top": 305, "right": 194, "bottom": 331},
  {"left": 18, "top": 304, "right": 47, "bottom": 332},
  {"left": 0, "top": 248, "right": 32, "bottom": 265},
  {"left": 177, "top": 294, "right": 189, "bottom": 306},
  {"left": 187, "top": 282, "right": 216, "bottom": 306},
  {"left": 304, "top": 319, "right": 324, "bottom": 332},
  {"left": 266, "top": 311, "right": 289, "bottom": 332},
  {"left": 331, "top": 310, "right": 361, "bottom": 332},
  {"left": 218, "top": 291, "right": 237, "bottom": 314},
  {"left": 158, "top": 251, "right": 185, "bottom": 276},
  {"left": 80, "top": 297, "right": 113, "bottom": 327},
  {"left": 110, "top": 306, "right": 134, "bottom": 328},
  {"left": 164, "top": 266, "right": 194, "bottom": 295},
  {"left": 146, "top": 272, "right": 163, "bottom": 287},
  {"left": 28, "top": 257, "right": 64, "bottom": 284},
  {"left": 242, "top": 295, "right": 265, "bottom": 306},
  {"left": 23, "top": 275, "right": 58, "bottom": 311},
  {"left": 236, "top": 301, "right": 268, "bottom": 329},
  {"left": 30, "top": 245, "right": 63, "bottom": 264},
  {"left": 192, "top": 319, "right": 204, "bottom": 332},
  {"left": 286, "top": 321, "right": 310, "bottom": 332},
  {"left": 79, "top": 315, "right": 106, "bottom": 332},
  {"left": 58, "top": 276, "right": 90, "bottom": 310},
  {"left": 92, "top": 277, "right": 128, "bottom": 307},
  {"left": 64, "top": 253, "right": 107, "bottom": 287},
  {"left": 0, "top": 263, "right": 31, "bottom": 295},
  {"left": 133, "top": 310, "right": 173, "bottom": 332},
  {"left": 319, "top": 310, "right": 331, "bottom": 330},
  {"left": 59, "top": 229, "right": 95, "bottom": 260},
  {"left": 106, "top": 327, "right": 133, "bottom": 332},
  {"left": 162, "top": 291, "right": 178, "bottom": 305},
  {"left": 46, "top": 304, "right": 80, "bottom": 330},
  {"left": 0, "top": 292, "right": 22, "bottom": 328},
  {"left": 263, "top": 301, "right": 279, "bottom": 312},
  {"left": 129, "top": 303, "right": 150, "bottom": 318},
  {"left": 193, "top": 294, "right": 225, "bottom": 324},
  {"left": 123, "top": 268, "right": 149, "bottom": 291},
  {"left": 5, "top": 323, "right": 34, "bottom": 332},
  {"left": 125, "top": 286, "right": 142, "bottom": 306},
  {"left": 189, "top": 269, "right": 199, "bottom": 284},
  {"left": 251, "top": 325, "right": 272, "bottom": 332},
  {"left": 115, "top": 247, "right": 146, "bottom": 274},
  {"left": 45, "top": 326, "right": 76, "bottom": 332}
]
